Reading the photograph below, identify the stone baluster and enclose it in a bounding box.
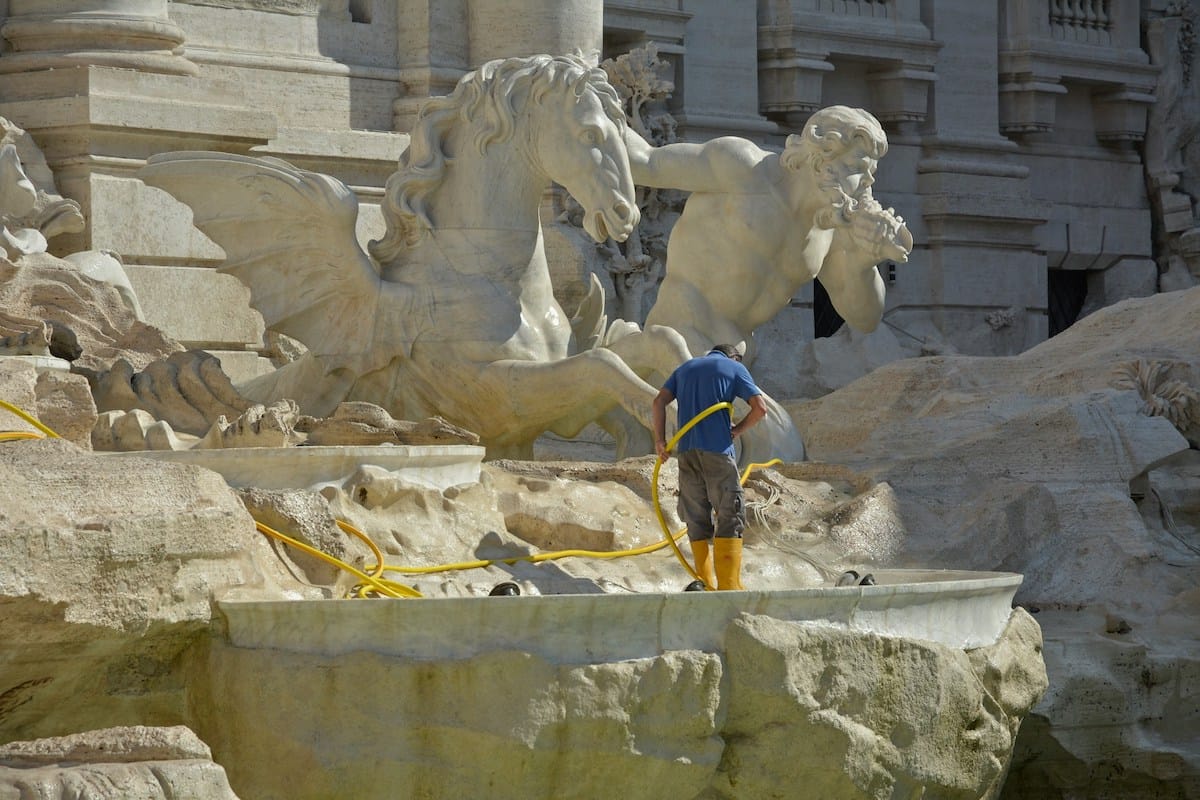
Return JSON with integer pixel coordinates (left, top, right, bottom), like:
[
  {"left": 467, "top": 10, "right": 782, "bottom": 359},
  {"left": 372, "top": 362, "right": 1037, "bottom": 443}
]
[
  {"left": 1049, "top": 0, "right": 1066, "bottom": 39},
  {"left": 1093, "top": 0, "right": 1112, "bottom": 44},
  {"left": 0, "top": 0, "right": 195, "bottom": 77}
]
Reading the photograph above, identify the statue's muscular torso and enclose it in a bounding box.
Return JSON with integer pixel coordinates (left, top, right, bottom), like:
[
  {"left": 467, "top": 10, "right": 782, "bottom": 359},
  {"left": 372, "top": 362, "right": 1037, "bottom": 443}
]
[{"left": 646, "top": 183, "right": 831, "bottom": 354}]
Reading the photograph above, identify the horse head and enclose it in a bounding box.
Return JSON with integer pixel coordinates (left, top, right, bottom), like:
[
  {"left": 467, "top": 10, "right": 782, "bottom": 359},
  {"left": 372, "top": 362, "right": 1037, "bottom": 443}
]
[
  {"left": 522, "top": 58, "right": 640, "bottom": 244},
  {"left": 370, "top": 54, "right": 639, "bottom": 265}
]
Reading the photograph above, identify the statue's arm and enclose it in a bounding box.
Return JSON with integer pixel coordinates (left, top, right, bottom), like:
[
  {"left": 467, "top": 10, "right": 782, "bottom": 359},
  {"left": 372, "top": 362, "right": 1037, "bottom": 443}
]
[
  {"left": 817, "top": 199, "right": 913, "bottom": 332},
  {"left": 624, "top": 128, "right": 760, "bottom": 192},
  {"left": 815, "top": 245, "right": 887, "bottom": 333}
]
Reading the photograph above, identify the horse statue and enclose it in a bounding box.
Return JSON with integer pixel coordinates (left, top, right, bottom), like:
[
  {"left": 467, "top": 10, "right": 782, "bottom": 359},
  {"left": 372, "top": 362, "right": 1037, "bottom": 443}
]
[{"left": 139, "top": 54, "right": 665, "bottom": 458}]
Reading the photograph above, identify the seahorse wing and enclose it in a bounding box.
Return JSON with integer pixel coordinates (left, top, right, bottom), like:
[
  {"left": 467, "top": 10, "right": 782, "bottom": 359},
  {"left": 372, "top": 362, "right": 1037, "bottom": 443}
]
[{"left": 139, "top": 151, "right": 407, "bottom": 376}]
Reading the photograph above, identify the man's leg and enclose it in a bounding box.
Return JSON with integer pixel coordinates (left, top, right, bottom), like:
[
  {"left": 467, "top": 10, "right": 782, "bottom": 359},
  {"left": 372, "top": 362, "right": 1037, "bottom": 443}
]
[
  {"left": 700, "top": 451, "right": 746, "bottom": 590},
  {"left": 677, "top": 450, "right": 716, "bottom": 587}
]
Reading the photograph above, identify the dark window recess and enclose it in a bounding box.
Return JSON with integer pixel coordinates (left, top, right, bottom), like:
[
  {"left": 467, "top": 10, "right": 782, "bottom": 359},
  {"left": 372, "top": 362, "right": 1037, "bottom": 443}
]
[
  {"left": 813, "top": 278, "right": 845, "bottom": 339},
  {"left": 349, "top": 0, "right": 371, "bottom": 23},
  {"left": 1048, "top": 268, "right": 1088, "bottom": 337}
]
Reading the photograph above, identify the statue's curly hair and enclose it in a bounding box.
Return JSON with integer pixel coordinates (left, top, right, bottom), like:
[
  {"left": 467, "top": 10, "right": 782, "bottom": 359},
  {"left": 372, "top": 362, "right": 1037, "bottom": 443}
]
[
  {"left": 369, "top": 54, "right": 625, "bottom": 265},
  {"left": 779, "top": 105, "right": 887, "bottom": 174}
]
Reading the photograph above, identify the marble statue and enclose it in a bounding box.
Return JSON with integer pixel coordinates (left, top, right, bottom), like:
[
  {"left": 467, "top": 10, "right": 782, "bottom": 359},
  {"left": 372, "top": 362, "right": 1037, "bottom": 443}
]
[
  {"left": 630, "top": 105, "right": 914, "bottom": 361},
  {"left": 139, "top": 54, "right": 660, "bottom": 459},
  {"left": 0, "top": 142, "right": 44, "bottom": 259},
  {"left": 0, "top": 118, "right": 144, "bottom": 322},
  {"left": 0, "top": 123, "right": 168, "bottom": 370}
]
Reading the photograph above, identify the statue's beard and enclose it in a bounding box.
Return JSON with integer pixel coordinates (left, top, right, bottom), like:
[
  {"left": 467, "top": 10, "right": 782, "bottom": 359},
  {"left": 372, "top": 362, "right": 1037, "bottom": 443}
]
[{"left": 812, "top": 178, "right": 869, "bottom": 231}]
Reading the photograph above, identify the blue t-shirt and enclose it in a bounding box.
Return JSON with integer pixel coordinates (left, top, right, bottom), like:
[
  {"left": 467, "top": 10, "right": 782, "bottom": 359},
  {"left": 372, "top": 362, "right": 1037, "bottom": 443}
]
[{"left": 663, "top": 352, "right": 762, "bottom": 456}]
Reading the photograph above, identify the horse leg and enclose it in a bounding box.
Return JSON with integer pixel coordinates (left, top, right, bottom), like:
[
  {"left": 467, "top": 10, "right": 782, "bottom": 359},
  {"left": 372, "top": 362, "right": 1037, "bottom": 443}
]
[
  {"left": 476, "top": 349, "right": 658, "bottom": 458},
  {"left": 236, "top": 352, "right": 357, "bottom": 418},
  {"left": 589, "top": 324, "right": 693, "bottom": 455},
  {"left": 600, "top": 323, "right": 695, "bottom": 383}
]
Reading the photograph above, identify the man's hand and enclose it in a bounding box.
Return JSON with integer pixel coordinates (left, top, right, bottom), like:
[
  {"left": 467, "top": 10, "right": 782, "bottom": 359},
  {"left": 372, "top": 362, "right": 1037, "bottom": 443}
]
[
  {"left": 655, "top": 439, "right": 671, "bottom": 462},
  {"left": 731, "top": 394, "right": 768, "bottom": 438}
]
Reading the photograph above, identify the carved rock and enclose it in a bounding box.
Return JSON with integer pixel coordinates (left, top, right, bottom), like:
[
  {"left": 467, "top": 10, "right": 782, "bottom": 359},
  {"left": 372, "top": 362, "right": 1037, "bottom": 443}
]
[
  {"left": 0, "top": 438, "right": 297, "bottom": 741},
  {"left": 298, "top": 402, "right": 480, "bottom": 446},
  {"left": 0, "top": 254, "right": 179, "bottom": 373},
  {"left": 90, "top": 351, "right": 252, "bottom": 440},
  {"left": 0, "top": 726, "right": 241, "bottom": 800},
  {"left": 197, "top": 400, "right": 300, "bottom": 450}
]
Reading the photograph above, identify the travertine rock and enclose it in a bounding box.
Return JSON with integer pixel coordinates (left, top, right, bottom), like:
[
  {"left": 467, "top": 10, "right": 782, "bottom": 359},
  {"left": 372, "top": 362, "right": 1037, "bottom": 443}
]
[
  {"left": 90, "top": 351, "right": 252, "bottom": 439},
  {"left": 715, "top": 609, "right": 1046, "bottom": 800},
  {"left": 33, "top": 369, "right": 97, "bottom": 449},
  {"left": 793, "top": 288, "right": 1200, "bottom": 799},
  {"left": 297, "top": 403, "right": 480, "bottom": 446},
  {"left": 196, "top": 400, "right": 300, "bottom": 450},
  {"left": 183, "top": 606, "right": 1043, "bottom": 800},
  {"left": 0, "top": 254, "right": 180, "bottom": 373},
  {"left": 0, "top": 438, "right": 298, "bottom": 741},
  {"left": 0, "top": 726, "right": 241, "bottom": 800}
]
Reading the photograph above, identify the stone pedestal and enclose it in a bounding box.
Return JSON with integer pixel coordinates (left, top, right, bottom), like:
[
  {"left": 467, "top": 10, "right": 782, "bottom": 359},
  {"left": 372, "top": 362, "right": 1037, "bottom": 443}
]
[{"left": 0, "top": 0, "right": 196, "bottom": 77}]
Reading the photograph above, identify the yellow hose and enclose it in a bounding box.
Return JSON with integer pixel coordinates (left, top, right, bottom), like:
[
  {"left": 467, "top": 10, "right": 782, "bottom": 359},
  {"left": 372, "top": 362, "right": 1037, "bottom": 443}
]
[
  {"left": 254, "top": 520, "right": 423, "bottom": 599},
  {"left": 0, "top": 399, "right": 782, "bottom": 596},
  {"left": 263, "top": 404, "right": 785, "bottom": 596},
  {"left": 0, "top": 431, "right": 47, "bottom": 443},
  {"left": 0, "top": 398, "right": 61, "bottom": 439}
]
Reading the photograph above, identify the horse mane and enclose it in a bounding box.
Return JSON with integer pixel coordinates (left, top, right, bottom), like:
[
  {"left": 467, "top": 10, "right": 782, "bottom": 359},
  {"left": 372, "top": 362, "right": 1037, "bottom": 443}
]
[{"left": 369, "top": 54, "right": 625, "bottom": 265}]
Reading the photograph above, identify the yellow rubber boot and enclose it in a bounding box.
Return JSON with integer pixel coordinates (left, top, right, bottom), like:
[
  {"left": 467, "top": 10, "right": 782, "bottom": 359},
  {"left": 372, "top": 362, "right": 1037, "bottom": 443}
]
[
  {"left": 714, "top": 536, "right": 745, "bottom": 590},
  {"left": 690, "top": 539, "right": 716, "bottom": 590}
]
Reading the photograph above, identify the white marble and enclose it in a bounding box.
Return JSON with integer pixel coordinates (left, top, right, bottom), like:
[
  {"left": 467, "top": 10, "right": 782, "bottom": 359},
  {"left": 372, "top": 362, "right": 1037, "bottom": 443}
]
[
  {"left": 218, "top": 569, "right": 1023, "bottom": 661},
  {"left": 138, "top": 55, "right": 665, "bottom": 460},
  {"left": 2, "top": 354, "right": 70, "bottom": 374}
]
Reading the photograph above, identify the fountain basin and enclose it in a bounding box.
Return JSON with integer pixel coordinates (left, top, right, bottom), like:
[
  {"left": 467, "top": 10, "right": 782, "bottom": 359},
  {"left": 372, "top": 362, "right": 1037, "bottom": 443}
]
[
  {"left": 106, "top": 444, "right": 485, "bottom": 491},
  {"left": 217, "top": 569, "right": 1022, "bottom": 661}
]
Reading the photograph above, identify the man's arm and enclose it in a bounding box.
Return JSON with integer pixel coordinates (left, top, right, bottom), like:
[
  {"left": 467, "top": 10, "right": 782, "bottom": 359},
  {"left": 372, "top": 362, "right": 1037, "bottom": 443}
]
[
  {"left": 624, "top": 128, "right": 763, "bottom": 194},
  {"left": 731, "top": 394, "right": 768, "bottom": 439},
  {"left": 652, "top": 387, "right": 674, "bottom": 461}
]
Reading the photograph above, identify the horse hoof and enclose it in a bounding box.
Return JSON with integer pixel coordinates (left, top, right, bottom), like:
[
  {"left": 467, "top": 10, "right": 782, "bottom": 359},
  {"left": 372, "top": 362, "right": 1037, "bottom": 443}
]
[
  {"left": 858, "top": 573, "right": 876, "bottom": 586},
  {"left": 836, "top": 570, "right": 860, "bottom": 587},
  {"left": 683, "top": 580, "right": 707, "bottom": 592},
  {"left": 489, "top": 582, "right": 521, "bottom": 596}
]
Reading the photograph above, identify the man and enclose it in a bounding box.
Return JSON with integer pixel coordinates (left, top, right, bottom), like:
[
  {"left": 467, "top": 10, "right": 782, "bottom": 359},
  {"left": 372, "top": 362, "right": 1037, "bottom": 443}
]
[
  {"left": 653, "top": 343, "right": 768, "bottom": 590},
  {"left": 626, "top": 105, "right": 913, "bottom": 361}
]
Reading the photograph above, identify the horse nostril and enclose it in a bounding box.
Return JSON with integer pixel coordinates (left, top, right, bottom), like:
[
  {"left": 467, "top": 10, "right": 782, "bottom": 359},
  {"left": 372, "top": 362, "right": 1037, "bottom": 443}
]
[{"left": 614, "top": 201, "right": 632, "bottom": 222}]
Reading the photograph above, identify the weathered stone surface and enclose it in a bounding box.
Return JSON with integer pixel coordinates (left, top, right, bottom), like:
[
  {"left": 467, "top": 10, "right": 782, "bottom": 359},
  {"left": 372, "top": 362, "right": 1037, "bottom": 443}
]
[
  {"left": 0, "top": 357, "right": 38, "bottom": 434},
  {"left": 715, "top": 609, "right": 1046, "bottom": 800},
  {"left": 794, "top": 288, "right": 1200, "bottom": 798},
  {"left": 0, "top": 725, "right": 241, "bottom": 799},
  {"left": 0, "top": 439, "right": 297, "bottom": 742},
  {"left": 191, "top": 642, "right": 723, "bottom": 800},
  {"left": 182, "top": 605, "right": 1043, "bottom": 800},
  {"left": 33, "top": 369, "right": 97, "bottom": 449},
  {"left": 0, "top": 254, "right": 181, "bottom": 373}
]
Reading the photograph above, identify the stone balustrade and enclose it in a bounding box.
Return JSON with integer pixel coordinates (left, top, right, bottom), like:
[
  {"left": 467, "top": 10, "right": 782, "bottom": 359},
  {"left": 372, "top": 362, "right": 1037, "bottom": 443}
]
[{"left": 1049, "top": 0, "right": 1113, "bottom": 44}]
